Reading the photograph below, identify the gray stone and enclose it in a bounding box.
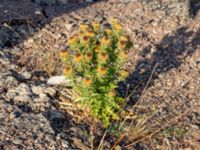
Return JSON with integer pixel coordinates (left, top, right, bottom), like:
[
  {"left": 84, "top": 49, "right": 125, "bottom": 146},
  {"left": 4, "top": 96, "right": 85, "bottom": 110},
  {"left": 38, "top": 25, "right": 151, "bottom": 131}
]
[{"left": 47, "top": 110, "right": 65, "bottom": 121}]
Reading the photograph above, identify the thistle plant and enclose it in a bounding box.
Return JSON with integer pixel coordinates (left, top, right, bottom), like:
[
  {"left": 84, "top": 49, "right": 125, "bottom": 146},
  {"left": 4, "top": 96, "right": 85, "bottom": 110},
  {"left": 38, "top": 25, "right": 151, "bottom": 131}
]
[{"left": 60, "top": 19, "right": 132, "bottom": 127}]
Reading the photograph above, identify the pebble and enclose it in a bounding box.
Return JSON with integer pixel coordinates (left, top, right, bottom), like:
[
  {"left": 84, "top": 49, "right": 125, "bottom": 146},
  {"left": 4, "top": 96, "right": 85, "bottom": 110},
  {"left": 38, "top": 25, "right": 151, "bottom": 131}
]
[
  {"left": 33, "top": 94, "right": 49, "bottom": 103},
  {"left": 21, "top": 71, "right": 32, "bottom": 80},
  {"left": 16, "top": 83, "right": 32, "bottom": 95},
  {"left": 31, "top": 85, "right": 45, "bottom": 95},
  {"left": 6, "top": 89, "right": 17, "bottom": 100},
  {"left": 14, "top": 95, "right": 32, "bottom": 103},
  {"left": 45, "top": 87, "right": 57, "bottom": 97},
  {"left": 61, "top": 140, "right": 69, "bottom": 148}
]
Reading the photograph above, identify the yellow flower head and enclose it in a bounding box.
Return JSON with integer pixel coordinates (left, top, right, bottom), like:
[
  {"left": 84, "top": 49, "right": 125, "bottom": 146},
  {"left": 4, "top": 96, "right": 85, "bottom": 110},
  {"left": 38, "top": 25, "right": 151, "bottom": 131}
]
[
  {"left": 86, "top": 31, "right": 95, "bottom": 38},
  {"left": 63, "top": 66, "right": 72, "bottom": 76},
  {"left": 81, "top": 35, "right": 90, "bottom": 44},
  {"left": 92, "top": 22, "right": 100, "bottom": 31},
  {"left": 101, "top": 37, "right": 110, "bottom": 46},
  {"left": 83, "top": 77, "right": 92, "bottom": 87},
  {"left": 79, "top": 24, "right": 89, "bottom": 31},
  {"left": 109, "top": 19, "right": 118, "bottom": 25},
  {"left": 120, "top": 36, "right": 128, "bottom": 42},
  {"left": 74, "top": 53, "right": 83, "bottom": 62},
  {"left": 119, "top": 51, "right": 128, "bottom": 59},
  {"left": 105, "top": 28, "right": 112, "bottom": 35},
  {"left": 85, "top": 52, "right": 93, "bottom": 61},
  {"left": 97, "top": 66, "right": 107, "bottom": 76},
  {"left": 119, "top": 40, "right": 127, "bottom": 48},
  {"left": 108, "top": 90, "right": 117, "bottom": 97},
  {"left": 113, "top": 23, "right": 123, "bottom": 32},
  {"left": 94, "top": 44, "right": 101, "bottom": 52},
  {"left": 67, "top": 35, "right": 78, "bottom": 45},
  {"left": 120, "top": 70, "right": 129, "bottom": 78},
  {"left": 59, "top": 50, "right": 68, "bottom": 58},
  {"left": 98, "top": 52, "right": 108, "bottom": 62},
  {"left": 79, "top": 31, "right": 85, "bottom": 37}
]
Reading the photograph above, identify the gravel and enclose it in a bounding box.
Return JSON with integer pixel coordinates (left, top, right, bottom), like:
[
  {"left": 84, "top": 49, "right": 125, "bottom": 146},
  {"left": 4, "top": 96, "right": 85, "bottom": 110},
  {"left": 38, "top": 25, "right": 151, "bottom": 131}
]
[{"left": 0, "top": 0, "right": 199, "bottom": 149}]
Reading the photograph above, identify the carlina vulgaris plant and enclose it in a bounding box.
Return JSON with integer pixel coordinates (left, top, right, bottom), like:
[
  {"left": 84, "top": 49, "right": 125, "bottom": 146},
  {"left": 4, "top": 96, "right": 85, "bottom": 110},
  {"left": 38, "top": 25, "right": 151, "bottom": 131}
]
[{"left": 60, "top": 19, "right": 133, "bottom": 127}]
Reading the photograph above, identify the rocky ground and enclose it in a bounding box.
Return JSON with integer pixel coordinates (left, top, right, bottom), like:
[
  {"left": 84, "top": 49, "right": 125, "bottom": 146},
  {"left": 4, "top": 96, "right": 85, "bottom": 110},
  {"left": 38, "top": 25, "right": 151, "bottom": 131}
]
[{"left": 0, "top": 0, "right": 200, "bottom": 149}]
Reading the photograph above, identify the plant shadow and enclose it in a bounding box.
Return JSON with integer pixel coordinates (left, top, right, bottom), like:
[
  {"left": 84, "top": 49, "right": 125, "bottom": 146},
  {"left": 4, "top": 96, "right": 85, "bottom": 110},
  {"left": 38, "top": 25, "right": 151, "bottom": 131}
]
[{"left": 121, "top": 26, "right": 200, "bottom": 106}]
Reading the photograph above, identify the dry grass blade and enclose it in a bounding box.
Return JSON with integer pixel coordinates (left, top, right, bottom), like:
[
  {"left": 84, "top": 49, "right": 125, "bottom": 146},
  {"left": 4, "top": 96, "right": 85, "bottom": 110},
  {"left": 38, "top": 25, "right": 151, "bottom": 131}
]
[
  {"left": 97, "top": 129, "right": 108, "bottom": 150},
  {"left": 3, "top": 23, "right": 23, "bottom": 41},
  {"left": 124, "top": 108, "right": 192, "bottom": 148},
  {"left": 119, "top": 62, "right": 158, "bottom": 130},
  {"left": 73, "top": 137, "right": 89, "bottom": 150}
]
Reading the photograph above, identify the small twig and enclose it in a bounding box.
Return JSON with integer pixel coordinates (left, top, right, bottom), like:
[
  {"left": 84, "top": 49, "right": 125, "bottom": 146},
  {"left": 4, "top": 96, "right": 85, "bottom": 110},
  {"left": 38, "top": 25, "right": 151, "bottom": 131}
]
[{"left": 111, "top": 133, "right": 126, "bottom": 150}]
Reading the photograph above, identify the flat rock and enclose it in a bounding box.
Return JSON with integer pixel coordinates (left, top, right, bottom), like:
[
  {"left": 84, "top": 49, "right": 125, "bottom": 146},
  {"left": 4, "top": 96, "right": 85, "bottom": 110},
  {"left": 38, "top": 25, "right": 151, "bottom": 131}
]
[{"left": 47, "top": 76, "right": 72, "bottom": 87}]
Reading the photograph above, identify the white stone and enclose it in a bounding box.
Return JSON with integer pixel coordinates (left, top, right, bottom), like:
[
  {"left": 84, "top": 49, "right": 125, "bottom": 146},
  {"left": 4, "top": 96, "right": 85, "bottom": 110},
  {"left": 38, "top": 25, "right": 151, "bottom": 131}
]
[
  {"left": 47, "top": 76, "right": 71, "bottom": 86},
  {"left": 21, "top": 71, "right": 32, "bottom": 80}
]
